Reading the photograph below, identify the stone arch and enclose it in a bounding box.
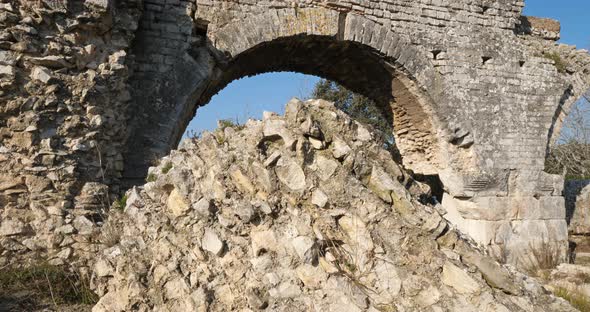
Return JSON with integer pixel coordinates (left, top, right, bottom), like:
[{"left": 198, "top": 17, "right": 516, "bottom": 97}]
[
  {"left": 545, "top": 61, "right": 590, "bottom": 156},
  {"left": 547, "top": 85, "right": 590, "bottom": 148},
  {"left": 124, "top": 8, "right": 449, "bottom": 184}
]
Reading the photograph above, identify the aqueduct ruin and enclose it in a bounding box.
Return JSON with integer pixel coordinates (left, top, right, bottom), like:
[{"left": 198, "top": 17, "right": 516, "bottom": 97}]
[{"left": 0, "top": 0, "right": 589, "bottom": 265}]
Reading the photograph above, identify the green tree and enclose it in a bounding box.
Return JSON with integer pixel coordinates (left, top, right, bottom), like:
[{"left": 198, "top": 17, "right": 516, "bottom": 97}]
[{"left": 311, "top": 79, "right": 395, "bottom": 149}]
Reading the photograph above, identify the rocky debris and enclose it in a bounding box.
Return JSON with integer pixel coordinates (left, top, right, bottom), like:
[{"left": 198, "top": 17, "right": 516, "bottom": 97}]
[{"left": 92, "top": 99, "right": 576, "bottom": 311}]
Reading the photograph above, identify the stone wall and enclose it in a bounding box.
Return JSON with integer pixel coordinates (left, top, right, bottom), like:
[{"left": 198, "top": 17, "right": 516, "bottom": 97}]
[
  {"left": 1, "top": 0, "right": 590, "bottom": 266},
  {"left": 0, "top": 0, "right": 142, "bottom": 267}
]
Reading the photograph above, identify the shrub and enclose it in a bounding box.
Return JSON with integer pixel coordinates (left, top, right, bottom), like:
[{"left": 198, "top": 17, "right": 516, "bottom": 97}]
[
  {"left": 114, "top": 195, "right": 127, "bottom": 210},
  {"left": 161, "top": 162, "right": 173, "bottom": 174},
  {"left": 146, "top": 173, "right": 157, "bottom": 182},
  {"left": 542, "top": 52, "right": 567, "bottom": 73}
]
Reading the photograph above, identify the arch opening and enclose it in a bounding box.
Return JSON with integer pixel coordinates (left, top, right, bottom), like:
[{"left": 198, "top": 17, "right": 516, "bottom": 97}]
[
  {"left": 545, "top": 89, "right": 590, "bottom": 180},
  {"left": 123, "top": 34, "right": 443, "bottom": 186}
]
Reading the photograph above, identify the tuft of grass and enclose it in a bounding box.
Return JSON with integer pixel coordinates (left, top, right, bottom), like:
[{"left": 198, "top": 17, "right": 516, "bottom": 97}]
[
  {"left": 541, "top": 52, "right": 567, "bottom": 73},
  {"left": 161, "top": 162, "right": 173, "bottom": 174},
  {"left": 0, "top": 263, "right": 98, "bottom": 309},
  {"left": 146, "top": 173, "right": 157, "bottom": 182},
  {"left": 553, "top": 286, "right": 590, "bottom": 311},
  {"left": 521, "top": 240, "right": 564, "bottom": 279},
  {"left": 218, "top": 118, "right": 244, "bottom": 131},
  {"left": 100, "top": 222, "right": 122, "bottom": 247},
  {"left": 114, "top": 195, "right": 127, "bottom": 211}
]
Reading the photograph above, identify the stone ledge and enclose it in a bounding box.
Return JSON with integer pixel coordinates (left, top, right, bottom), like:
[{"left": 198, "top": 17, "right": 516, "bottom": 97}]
[{"left": 519, "top": 16, "right": 561, "bottom": 41}]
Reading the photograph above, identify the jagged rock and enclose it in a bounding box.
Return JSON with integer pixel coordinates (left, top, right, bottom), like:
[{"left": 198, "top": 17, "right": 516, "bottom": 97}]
[
  {"left": 332, "top": 136, "right": 352, "bottom": 160},
  {"left": 263, "top": 119, "right": 296, "bottom": 148},
  {"left": 0, "top": 64, "right": 14, "bottom": 76},
  {"left": 29, "top": 55, "right": 71, "bottom": 68},
  {"left": 291, "top": 235, "right": 316, "bottom": 263},
  {"left": 296, "top": 264, "right": 327, "bottom": 289},
  {"left": 275, "top": 157, "right": 306, "bottom": 191},
  {"left": 193, "top": 197, "right": 214, "bottom": 218},
  {"left": 312, "top": 155, "right": 338, "bottom": 181},
  {"left": 167, "top": 188, "right": 190, "bottom": 217},
  {"left": 368, "top": 165, "right": 398, "bottom": 203},
  {"left": 0, "top": 220, "right": 26, "bottom": 236},
  {"left": 311, "top": 189, "right": 328, "bottom": 208},
  {"left": 30, "top": 66, "right": 52, "bottom": 83},
  {"left": 462, "top": 250, "right": 520, "bottom": 295},
  {"left": 441, "top": 261, "right": 481, "bottom": 294},
  {"left": 251, "top": 230, "right": 278, "bottom": 256},
  {"left": 201, "top": 228, "right": 224, "bottom": 256}
]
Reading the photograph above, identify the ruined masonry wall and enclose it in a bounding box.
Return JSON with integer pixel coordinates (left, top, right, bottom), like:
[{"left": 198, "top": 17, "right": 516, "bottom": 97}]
[{"left": 1, "top": 0, "right": 590, "bottom": 267}]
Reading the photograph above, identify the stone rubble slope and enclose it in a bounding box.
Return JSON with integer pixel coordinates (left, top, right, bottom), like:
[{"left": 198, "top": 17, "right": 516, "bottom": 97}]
[{"left": 91, "top": 99, "right": 575, "bottom": 312}]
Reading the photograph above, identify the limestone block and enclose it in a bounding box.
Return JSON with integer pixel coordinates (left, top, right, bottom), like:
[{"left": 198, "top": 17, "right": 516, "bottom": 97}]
[
  {"left": 0, "top": 219, "right": 26, "bottom": 236},
  {"left": 263, "top": 119, "right": 296, "bottom": 148},
  {"left": 0, "top": 64, "right": 14, "bottom": 76},
  {"left": 230, "top": 168, "right": 256, "bottom": 195},
  {"left": 30, "top": 66, "right": 52, "bottom": 83},
  {"left": 311, "top": 189, "right": 328, "bottom": 208},
  {"left": 291, "top": 236, "right": 315, "bottom": 263},
  {"left": 296, "top": 264, "right": 327, "bottom": 289},
  {"left": 201, "top": 229, "right": 224, "bottom": 256},
  {"left": 370, "top": 260, "right": 402, "bottom": 304},
  {"left": 275, "top": 157, "right": 306, "bottom": 191},
  {"left": 0, "top": 50, "right": 17, "bottom": 65},
  {"left": 312, "top": 155, "right": 338, "bottom": 182},
  {"left": 331, "top": 136, "right": 351, "bottom": 160},
  {"left": 167, "top": 188, "right": 190, "bottom": 217},
  {"left": 193, "top": 197, "right": 214, "bottom": 218},
  {"left": 367, "top": 165, "right": 397, "bottom": 203},
  {"left": 269, "top": 282, "right": 301, "bottom": 299},
  {"left": 251, "top": 230, "right": 278, "bottom": 256}
]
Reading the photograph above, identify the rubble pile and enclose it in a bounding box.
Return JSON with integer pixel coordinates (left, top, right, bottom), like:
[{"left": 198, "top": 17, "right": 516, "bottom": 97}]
[{"left": 92, "top": 99, "right": 575, "bottom": 311}]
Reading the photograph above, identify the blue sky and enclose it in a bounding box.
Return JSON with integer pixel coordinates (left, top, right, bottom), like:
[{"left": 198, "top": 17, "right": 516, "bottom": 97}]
[{"left": 184, "top": 1, "right": 589, "bottom": 137}]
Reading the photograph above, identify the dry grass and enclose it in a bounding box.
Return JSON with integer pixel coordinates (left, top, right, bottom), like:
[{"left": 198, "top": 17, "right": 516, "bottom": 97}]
[
  {"left": 0, "top": 263, "right": 97, "bottom": 310},
  {"left": 100, "top": 221, "right": 122, "bottom": 248},
  {"left": 553, "top": 286, "right": 590, "bottom": 312},
  {"left": 521, "top": 240, "right": 564, "bottom": 278}
]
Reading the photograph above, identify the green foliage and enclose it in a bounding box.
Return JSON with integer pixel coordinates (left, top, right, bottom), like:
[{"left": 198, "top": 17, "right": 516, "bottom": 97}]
[
  {"left": 553, "top": 287, "right": 590, "bottom": 312},
  {"left": 0, "top": 264, "right": 98, "bottom": 309},
  {"left": 161, "top": 162, "right": 173, "bottom": 174},
  {"left": 311, "top": 79, "right": 395, "bottom": 149},
  {"left": 146, "top": 173, "right": 157, "bottom": 182},
  {"left": 114, "top": 195, "right": 128, "bottom": 210},
  {"left": 218, "top": 118, "right": 245, "bottom": 131},
  {"left": 541, "top": 52, "right": 567, "bottom": 73}
]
